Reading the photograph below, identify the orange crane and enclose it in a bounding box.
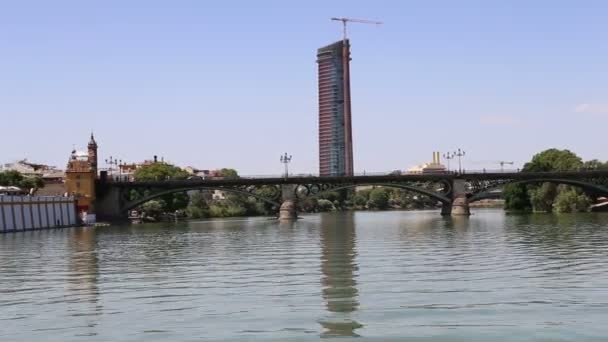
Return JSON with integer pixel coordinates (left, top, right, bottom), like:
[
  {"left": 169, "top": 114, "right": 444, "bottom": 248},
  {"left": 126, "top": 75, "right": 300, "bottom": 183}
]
[{"left": 331, "top": 17, "right": 383, "bottom": 41}]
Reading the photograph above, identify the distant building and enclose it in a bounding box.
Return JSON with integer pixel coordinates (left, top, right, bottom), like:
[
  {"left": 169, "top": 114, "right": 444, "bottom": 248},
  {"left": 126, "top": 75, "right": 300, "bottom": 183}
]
[
  {"left": 1, "top": 159, "right": 64, "bottom": 182},
  {"left": 317, "top": 39, "right": 353, "bottom": 176},
  {"left": 407, "top": 152, "right": 447, "bottom": 173},
  {"left": 184, "top": 167, "right": 224, "bottom": 179}
]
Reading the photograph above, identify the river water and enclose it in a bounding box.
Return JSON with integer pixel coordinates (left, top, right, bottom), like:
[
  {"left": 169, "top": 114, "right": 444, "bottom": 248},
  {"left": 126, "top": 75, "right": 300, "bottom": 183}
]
[{"left": 2, "top": 210, "right": 608, "bottom": 341}]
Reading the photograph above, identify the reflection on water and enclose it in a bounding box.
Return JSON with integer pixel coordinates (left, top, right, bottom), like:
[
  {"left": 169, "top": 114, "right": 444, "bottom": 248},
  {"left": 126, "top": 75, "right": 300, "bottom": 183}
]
[
  {"left": 2, "top": 210, "right": 608, "bottom": 341},
  {"left": 318, "top": 212, "right": 362, "bottom": 337},
  {"left": 67, "top": 228, "right": 101, "bottom": 337}
]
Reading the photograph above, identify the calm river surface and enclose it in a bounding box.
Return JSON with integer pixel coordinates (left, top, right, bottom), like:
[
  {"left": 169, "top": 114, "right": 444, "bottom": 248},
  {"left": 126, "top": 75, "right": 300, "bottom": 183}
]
[{"left": 2, "top": 210, "right": 608, "bottom": 341}]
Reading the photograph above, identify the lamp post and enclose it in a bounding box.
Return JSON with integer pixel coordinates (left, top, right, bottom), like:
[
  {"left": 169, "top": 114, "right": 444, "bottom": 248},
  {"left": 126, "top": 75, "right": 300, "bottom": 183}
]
[
  {"left": 443, "top": 152, "right": 455, "bottom": 171},
  {"left": 105, "top": 156, "right": 122, "bottom": 179},
  {"left": 454, "top": 148, "right": 466, "bottom": 173},
  {"left": 280, "top": 153, "right": 292, "bottom": 178},
  {"left": 105, "top": 156, "right": 116, "bottom": 176}
]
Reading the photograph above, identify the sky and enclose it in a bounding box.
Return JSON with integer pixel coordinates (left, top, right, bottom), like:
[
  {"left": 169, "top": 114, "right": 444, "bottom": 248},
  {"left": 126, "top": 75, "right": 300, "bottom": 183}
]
[{"left": 1, "top": 0, "right": 607, "bottom": 175}]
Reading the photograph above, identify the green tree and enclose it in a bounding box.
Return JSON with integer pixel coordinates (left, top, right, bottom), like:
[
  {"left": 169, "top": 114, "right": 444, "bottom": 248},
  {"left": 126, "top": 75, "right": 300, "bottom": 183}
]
[
  {"left": 253, "top": 185, "right": 280, "bottom": 214},
  {"left": 318, "top": 191, "right": 341, "bottom": 203},
  {"left": 504, "top": 149, "right": 588, "bottom": 212},
  {"left": 0, "top": 171, "right": 44, "bottom": 191},
  {"left": 529, "top": 183, "right": 558, "bottom": 212},
  {"left": 353, "top": 194, "right": 368, "bottom": 208},
  {"left": 186, "top": 191, "right": 209, "bottom": 219},
  {"left": 219, "top": 168, "right": 239, "bottom": 179},
  {"left": 133, "top": 163, "right": 189, "bottom": 181},
  {"left": 298, "top": 198, "right": 318, "bottom": 213},
  {"left": 554, "top": 188, "right": 591, "bottom": 213},
  {"left": 368, "top": 188, "right": 390, "bottom": 210},
  {"left": 142, "top": 200, "right": 165, "bottom": 219},
  {"left": 523, "top": 149, "right": 583, "bottom": 172},
  {"left": 317, "top": 199, "right": 336, "bottom": 212},
  {"left": 503, "top": 183, "right": 531, "bottom": 211},
  {"left": 133, "top": 163, "right": 189, "bottom": 215},
  {"left": 0, "top": 170, "right": 24, "bottom": 186},
  {"left": 583, "top": 159, "right": 608, "bottom": 170}
]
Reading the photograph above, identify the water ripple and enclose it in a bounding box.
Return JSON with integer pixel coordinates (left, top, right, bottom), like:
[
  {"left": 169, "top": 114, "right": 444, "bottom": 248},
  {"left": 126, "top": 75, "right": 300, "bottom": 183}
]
[{"left": 1, "top": 211, "right": 608, "bottom": 341}]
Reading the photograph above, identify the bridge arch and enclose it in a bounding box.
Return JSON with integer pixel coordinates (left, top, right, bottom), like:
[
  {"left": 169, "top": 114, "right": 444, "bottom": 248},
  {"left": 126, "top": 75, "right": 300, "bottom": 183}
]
[
  {"left": 301, "top": 183, "right": 452, "bottom": 205},
  {"left": 469, "top": 178, "right": 608, "bottom": 203},
  {"left": 122, "top": 186, "right": 282, "bottom": 213}
]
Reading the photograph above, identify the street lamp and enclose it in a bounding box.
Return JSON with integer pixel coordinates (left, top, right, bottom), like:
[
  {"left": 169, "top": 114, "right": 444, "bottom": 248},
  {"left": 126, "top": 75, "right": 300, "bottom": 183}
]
[
  {"left": 105, "top": 156, "right": 118, "bottom": 176},
  {"left": 443, "top": 152, "right": 455, "bottom": 171},
  {"left": 454, "top": 148, "right": 466, "bottom": 173},
  {"left": 105, "top": 156, "right": 123, "bottom": 179},
  {"left": 280, "top": 153, "right": 292, "bottom": 178}
]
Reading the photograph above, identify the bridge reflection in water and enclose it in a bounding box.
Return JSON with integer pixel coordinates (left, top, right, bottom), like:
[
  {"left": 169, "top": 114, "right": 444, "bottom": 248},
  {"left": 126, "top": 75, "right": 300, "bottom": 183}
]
[{"left": 317, "top": 212, "right": 362, "bottom": 337}]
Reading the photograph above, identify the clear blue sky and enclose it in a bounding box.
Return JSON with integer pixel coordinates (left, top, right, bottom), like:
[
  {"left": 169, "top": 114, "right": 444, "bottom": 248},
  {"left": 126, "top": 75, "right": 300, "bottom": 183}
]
[{"left": 1, "top": 0, "right": 607, "bottom": 175}]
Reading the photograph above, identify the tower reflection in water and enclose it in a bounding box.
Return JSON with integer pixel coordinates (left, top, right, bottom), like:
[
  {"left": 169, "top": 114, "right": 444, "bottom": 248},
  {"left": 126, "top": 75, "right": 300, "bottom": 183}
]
[
  {"left": 318, "top": 212, "right": 362, "bottom": 337},
  {"left": 67, "top": 227, "right": 101, "bottom": 336}
]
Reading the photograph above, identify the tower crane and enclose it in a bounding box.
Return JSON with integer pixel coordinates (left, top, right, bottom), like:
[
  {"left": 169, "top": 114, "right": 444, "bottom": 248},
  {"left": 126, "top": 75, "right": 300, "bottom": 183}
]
[
  {"left": 498, "top": 161, "right": 514, "bottom": 172},
  {"left": 331, "top": 17, "right": 383, "bottom": 41}
]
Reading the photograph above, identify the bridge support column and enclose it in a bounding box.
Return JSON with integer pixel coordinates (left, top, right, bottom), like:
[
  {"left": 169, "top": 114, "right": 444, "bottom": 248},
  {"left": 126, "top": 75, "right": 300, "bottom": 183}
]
[
  {"left": 450, "top": 179, "right": 470, "bottom": 216},
  {"left": 440, "top": 203, "right": 452, "bottom": 216},
  {"left": 95, "top": 187, "right": 126, "bottom": 222},
  {"left": 279, "top": 184, "right": 298, "bottom": 220}
]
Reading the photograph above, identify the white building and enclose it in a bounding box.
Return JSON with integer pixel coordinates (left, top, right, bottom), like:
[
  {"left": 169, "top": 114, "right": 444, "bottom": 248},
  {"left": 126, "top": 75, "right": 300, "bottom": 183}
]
[{"left": 407, "top": 152, "right": 447, "bottom": 173}]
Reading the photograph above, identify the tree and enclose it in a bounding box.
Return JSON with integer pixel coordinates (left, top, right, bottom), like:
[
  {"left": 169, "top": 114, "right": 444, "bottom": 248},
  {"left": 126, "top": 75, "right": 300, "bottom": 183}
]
[
  {"left": 503, "top": 183, "right": 531, "bottom": 211},
  {"left": 554, "top": 188, "right": 591, "bottom": 213},
  {"left": 132, "top": 163, "right": 189, "bottom": 214},
  {"left": 142, "top": 200, "right": 165, "bottom": 219},
  {"left": 0, "top": 170, "right": 24, "bottom": 186},
  {"left": 368, "top": 188, "right": 390, "bottom": 210},
  {"left": 186, "top": 192, "right": 209, "bottom": 219},
  {"left": 523, "top": 149, "right": 582, "bottom": 172},
  {"left": 0, "top": 171, "right": 44, "bottom": 191},
  {"left": 298, "top": 198, "right": 318, "bottom": 213},
  {"left": 529, "top": 183, "right": 557, "bottom": 212},
  {"left": 317, "top": 199, "right": 336, "bottom": 212},
  {"left": 353, "top": 194, "right": 368, "bottom": 208},
  {"left": 583, "top": 159, "right": 608, "bottom": 170},
  {"left": 254, "top": 185, "right": 280, "bottom": 214},
  {"left": 318, "top": 191, "right": 341, "bottom": 203},
  {"left": 219, "top": 168, "right": 239, "bottom": 179},
  {"left": 133, "top": 163, "right": 189, "bottom": 181},
  {"left": 504, "top": 149, "right": 589, "bottom": 212}
]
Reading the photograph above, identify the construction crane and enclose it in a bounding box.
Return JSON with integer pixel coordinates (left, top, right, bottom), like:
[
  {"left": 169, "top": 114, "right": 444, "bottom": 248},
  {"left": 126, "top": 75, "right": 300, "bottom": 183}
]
[
  {"left": 331, "top": 17, "right": 383, "bottom": 41},
  {"left": 498, "top": 161, "right": 514, "bottom": 172}
]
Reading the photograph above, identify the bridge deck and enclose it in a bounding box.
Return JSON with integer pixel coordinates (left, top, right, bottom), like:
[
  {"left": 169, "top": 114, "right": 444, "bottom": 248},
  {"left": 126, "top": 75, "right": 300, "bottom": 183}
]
[{"left": 104, "top": 170, "right": 608, "bottom": 189}]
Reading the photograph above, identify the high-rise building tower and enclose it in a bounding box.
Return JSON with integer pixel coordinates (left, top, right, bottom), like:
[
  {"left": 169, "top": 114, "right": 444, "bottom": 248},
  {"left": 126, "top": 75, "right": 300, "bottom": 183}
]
[{"left": 317, "top": 39, "right": 353, "bottom": 176}]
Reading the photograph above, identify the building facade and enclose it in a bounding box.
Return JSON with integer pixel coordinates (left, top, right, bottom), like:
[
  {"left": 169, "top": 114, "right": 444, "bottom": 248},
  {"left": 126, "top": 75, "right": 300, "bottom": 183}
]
[
  {"left": 317, "top": 39, "right": 353, "bottom": 176},
  {"left": 65, "top": 134, "right": 98, "bottom": 213}
]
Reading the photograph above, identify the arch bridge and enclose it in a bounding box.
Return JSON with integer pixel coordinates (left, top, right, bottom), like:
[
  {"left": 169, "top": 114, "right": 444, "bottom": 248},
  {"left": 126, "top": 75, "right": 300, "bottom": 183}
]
[{"left": 95, "top": 170, "right": 608, "bottom": 220}]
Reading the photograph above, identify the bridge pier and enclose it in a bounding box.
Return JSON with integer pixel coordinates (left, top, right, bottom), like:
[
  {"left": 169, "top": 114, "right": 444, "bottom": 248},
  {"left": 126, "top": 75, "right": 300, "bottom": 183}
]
[
  {"left": 450, "top": 179, "right": 470, "bottom": 216},
  {"left": 95, "top": 186, "right": 126, "bottom": 221},
  {"left": 440, "top": 203, "right": 452, "bottom": 216},
  {"left": 451, "top": 195, "right": 470, "bottom": 216},
  {"left": 279, "top": 184, "right": 298, "bottom": 220}
]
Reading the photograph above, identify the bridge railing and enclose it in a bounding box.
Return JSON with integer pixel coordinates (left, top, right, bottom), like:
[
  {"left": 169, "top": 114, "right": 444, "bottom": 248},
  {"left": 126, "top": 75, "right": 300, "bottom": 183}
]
[
  {"left": 105, "top": 169, "right": 524, "bottom": 182},
  {"left": 103, "top": 168, "right": 608, "bottom": 183}
]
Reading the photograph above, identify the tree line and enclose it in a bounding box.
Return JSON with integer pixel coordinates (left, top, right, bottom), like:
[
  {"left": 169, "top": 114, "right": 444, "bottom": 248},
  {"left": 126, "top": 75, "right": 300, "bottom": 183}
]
[
  {"left": 503, "top": 149, "right": 608, "bottom": 213},
  {"left": 0, "top": 170, "right": 44, "bottom": 191}
]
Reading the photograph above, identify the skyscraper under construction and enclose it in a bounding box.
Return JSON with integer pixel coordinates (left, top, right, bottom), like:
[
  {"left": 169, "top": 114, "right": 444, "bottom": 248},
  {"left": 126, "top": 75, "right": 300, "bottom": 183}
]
[{"left": 317, "top": 39, "right": 353, "bottom": 177}]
